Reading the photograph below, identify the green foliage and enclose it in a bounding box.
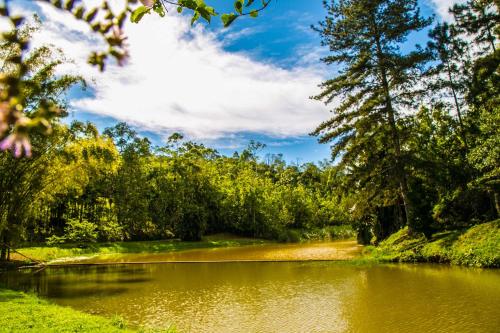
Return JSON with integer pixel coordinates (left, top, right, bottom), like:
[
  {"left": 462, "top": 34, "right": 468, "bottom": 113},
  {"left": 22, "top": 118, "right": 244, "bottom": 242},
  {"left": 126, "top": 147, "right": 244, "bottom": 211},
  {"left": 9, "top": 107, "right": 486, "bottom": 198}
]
[
  {"left": 131, "top": 6, "right": 152, "bottom": 23},
  {"left": 0, "top": 0, "right": 499, "bottom": 269},
  {"left": 1, "top": 119, "right": 356, "bottom": 250},
  {"left": 46, "top": 219, "right": 99, "bottom": 245},
  {"left": 0, "top": 289, "right": 134, "bottom": 332},
  {"left": 64, "top": 219, "right": 98, "bottom": 244},
  {"left": 449, "top": 220, "right": 500, "bottom": 267},
  {"left": 276, "top": 225, "right": 356, "bottom": 243},
  {"left": 450, "top": 0, "right": 499, "bottom": 55},
  {"left": 16, "top": 238, "right": 267, "bottom": 263},
  {"left": 0, "top": 288, "right": 177, "bottom": 332},
  {"left": 366, "top": 220, "right": 500, "bottom": 267},
  {"left": 312, "top": 0, "right": 432, "bottom": 234},
  {"left": 310, "top": 0, "right": 499, "bottom": 243},
  {"left": 98, "top": 216, "right": 125, "bottom": 242}
]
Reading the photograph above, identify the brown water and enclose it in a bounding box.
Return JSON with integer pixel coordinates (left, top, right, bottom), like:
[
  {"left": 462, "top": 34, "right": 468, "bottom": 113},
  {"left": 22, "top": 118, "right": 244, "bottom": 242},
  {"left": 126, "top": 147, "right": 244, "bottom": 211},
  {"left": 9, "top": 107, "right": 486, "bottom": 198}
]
[
  {"left": 1, "top": 249, "right": 500, "bottom": 333},
  {"left": 57, "top": 241, "right": 363, "bottom": 264}
]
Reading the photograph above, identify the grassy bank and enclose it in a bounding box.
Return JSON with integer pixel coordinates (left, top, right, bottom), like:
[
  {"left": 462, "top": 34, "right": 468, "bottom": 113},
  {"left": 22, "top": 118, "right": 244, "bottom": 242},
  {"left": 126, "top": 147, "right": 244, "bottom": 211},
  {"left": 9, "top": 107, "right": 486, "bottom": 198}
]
[
  {"left": 0, "top": 288, "right": 175, "bottom": 333},
  {"left": 13, "top": 236, "right": 268, "bottom": 263},
  {"left": 364, "top": 220, "right": 500, "bottom": 268}
]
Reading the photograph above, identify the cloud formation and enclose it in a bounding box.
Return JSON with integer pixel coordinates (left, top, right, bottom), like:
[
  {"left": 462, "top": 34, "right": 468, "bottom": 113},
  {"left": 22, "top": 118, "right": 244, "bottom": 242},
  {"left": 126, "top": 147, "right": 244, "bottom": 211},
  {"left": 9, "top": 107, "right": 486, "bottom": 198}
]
[
  {"left": 28, "top": 3, "right": 329, "bottom": 140},
  {"left": 429, "top": 0, "right": 461, "bottom": 21}
]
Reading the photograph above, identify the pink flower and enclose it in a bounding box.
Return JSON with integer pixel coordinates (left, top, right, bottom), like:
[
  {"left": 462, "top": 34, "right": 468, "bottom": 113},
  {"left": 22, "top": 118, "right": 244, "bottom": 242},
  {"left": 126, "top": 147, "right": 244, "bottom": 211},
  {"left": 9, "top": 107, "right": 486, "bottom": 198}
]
[
  {"left": 110, "top": 27, "right": 130, "bottom": 66},
  {"left": 117, "top": 50, "right": 130, "bottom": 67},
  {"left": 111, "top": 26, "right": 127, "bottom": 44},
  {"left": 140, "top": 0, "right": 155, "bottom": 7},
  {"left": 0, "top": 102, "right": 9, "bottom": 136},
  {"left": 0, "top": 133, "right": 32, "bottom": 158}
]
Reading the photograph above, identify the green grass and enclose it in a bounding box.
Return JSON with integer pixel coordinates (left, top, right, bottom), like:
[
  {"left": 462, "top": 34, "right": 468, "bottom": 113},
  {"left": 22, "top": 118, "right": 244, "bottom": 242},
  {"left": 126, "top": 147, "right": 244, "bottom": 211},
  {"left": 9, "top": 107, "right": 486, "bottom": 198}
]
[
  {"left": 364, "top": 220, "right": 500, "bottom": 268},
  {"left": 0, "top": 288, "right": 176, "bottom": 333},
  {"left": 14, "top": 236, "right": 268, "bottom": 263}
]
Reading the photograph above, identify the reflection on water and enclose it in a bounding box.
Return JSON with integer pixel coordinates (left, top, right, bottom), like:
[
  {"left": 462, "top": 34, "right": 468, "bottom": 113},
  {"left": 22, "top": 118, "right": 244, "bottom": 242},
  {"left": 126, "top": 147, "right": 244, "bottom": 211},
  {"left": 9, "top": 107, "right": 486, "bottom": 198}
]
[
  {"left": 58, "top": 241, "right": 364, "bottom": 264},
  {"left": 2, "top": 262, "right": 500, "bottom": 333}
]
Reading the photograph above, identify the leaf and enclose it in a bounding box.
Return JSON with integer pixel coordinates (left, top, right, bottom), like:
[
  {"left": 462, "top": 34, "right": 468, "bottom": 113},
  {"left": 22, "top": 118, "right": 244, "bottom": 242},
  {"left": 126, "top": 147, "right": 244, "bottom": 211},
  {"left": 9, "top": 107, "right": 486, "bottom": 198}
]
[
  {"left": 64, "top": 0, "right": 76, "bottom": 11},
  {"left": 177, "top": 6, "right": 183, "bottom": 14},
  {"left": 153, "top": 1, "right": 165, "bottom": 17},
  {"left": 84, "top": 8, "right": 98, "bottom": 23},
  {"left": 246, "top": 0, "right": 255, "bottom": 7},
  {"left": 234, "top": 0, "right": 244, "bottom": 15},
  {"left": 197, "top": 7, "right": 211, "bottom": 23},
  {"left": 221, "top": 13, "right": 238, "bottom": 27},
  {"left": 191, "top": 11, "right": 200, "bottom": 26},
  {"left": 249, "top": 10, "right": 258, "bottom": 18},
  {"left": 178, "top": 0, "right": 198, "bottom": 10},
  {"left": 131, "top": 6, "right": 151, "bottom": 23}
]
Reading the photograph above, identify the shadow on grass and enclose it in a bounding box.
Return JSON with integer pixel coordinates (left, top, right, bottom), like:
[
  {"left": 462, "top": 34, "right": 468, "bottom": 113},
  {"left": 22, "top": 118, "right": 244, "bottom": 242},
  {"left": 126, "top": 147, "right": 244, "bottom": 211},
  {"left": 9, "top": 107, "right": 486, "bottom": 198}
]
[
  {"left": 430, "top": 230, "right": 465, "bottom": 247},
  {"left": 0, "top": 288, "right": 26, "bottom": 302}
]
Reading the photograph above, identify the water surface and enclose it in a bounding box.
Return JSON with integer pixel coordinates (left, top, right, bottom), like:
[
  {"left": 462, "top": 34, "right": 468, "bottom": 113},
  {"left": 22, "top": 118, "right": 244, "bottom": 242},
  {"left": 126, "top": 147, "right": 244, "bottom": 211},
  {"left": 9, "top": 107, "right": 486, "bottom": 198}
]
[
  {"left": 56, "top": 241, "right": 363, "bottom": 264},
  {"left": 2, "top": 261, "right": 499, "bottom": 333}
]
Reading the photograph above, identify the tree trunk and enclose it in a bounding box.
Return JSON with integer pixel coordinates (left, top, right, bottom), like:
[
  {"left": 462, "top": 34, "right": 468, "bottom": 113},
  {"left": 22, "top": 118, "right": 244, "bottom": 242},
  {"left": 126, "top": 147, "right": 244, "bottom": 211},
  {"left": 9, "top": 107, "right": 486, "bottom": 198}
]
[
  {"left": 374, "top": 33, "right": 416, "bottom": 231},
  {"left": 0, "top": 233, "right": 8, "bottom": 262},
  {"left": 493, "top": 191, "right": 500, "bottom": 218},
  {"left": 0, "top": 247, "right": 7, "bottom": 261},
  {"left": 446, "top": 62, "right": 468, "bottom": 151}
]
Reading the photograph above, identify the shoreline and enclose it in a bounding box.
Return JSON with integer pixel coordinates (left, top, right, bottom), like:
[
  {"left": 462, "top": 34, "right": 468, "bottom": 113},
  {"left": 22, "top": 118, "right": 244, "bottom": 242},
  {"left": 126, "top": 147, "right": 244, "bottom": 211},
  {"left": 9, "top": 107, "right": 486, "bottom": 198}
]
[{"left": 3, "top": 220, "right": 498, "bottom": 269}]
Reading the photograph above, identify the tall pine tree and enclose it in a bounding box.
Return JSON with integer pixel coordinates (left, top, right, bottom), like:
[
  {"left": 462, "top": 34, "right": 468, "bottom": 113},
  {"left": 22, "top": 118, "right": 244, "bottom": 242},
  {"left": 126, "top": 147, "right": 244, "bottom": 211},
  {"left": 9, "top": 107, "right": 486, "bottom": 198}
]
[
  {"left": 451, "top": 0, "right": 499, "bottom": 54},
  {"left": 427, "top": 22, "right": 470, "bottom": 150},
  {"left": 312, "top": 0, "right": 431, "bottom": 234}
]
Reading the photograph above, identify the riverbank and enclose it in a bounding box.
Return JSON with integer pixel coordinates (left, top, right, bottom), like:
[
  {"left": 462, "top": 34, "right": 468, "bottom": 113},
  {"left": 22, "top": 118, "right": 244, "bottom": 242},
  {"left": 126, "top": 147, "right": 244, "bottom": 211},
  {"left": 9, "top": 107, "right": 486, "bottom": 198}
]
[
  {"left": 364, "top": 220, "right": 500, "bottom": 268},
  {"left": 0, "top": 288, "right": 175, "bottom": 332},
  {"left": 10, "top": 236, "right": 268, "bottom": 264},
  {"left": 10, "top": 227, "right": 356, "bottom": 264}
]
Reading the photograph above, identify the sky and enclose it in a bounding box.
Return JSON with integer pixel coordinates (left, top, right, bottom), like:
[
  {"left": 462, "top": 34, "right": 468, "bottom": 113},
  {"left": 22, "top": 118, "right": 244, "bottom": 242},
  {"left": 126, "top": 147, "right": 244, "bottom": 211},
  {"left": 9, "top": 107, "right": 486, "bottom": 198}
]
[{"left": 8, "top": 0, "right": 460, "bottom": 163}]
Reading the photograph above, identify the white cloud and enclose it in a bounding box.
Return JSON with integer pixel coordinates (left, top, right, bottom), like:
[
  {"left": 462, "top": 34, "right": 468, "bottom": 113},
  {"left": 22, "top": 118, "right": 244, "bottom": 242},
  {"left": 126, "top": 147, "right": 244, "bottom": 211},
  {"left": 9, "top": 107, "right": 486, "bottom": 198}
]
[
  {"left": 27, "top": 3, "right": 329, "bottom": 140},
  {"left": 428, "top": 0, "right": 461, "bottom": 21}
]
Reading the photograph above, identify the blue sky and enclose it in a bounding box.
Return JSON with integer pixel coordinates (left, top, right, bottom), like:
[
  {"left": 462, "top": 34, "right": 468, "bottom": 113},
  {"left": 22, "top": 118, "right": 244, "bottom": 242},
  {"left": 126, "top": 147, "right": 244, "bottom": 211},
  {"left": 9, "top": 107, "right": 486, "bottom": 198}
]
[{"left": 13, "top": 0, "right": 457, "bottom": 163}]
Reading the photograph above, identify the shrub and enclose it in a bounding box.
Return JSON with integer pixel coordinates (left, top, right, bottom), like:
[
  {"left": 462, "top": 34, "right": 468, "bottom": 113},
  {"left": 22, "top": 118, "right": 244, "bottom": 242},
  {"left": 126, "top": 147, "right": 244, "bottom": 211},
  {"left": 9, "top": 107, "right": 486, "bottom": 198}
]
[
  {"left": 277, "top": 229, "right": 303, "bottom": 243},
  {"left": 175, "top": 204, "right": 208, "bottom": 241},
  {"left": 98, "top": 216, "right": 124, "bottom": 242},
  {"left": 64, "top": 219, "right": 98, "bottom": 244}
]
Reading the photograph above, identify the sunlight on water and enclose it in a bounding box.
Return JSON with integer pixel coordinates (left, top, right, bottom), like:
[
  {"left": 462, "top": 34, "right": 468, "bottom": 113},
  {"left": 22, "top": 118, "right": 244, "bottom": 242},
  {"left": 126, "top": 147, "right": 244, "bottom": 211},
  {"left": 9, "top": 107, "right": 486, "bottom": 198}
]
[
  {"left": 60, "top": 241, "right": 364, "bottom": 264},
  {"left": 2, "top": 260, "right": 500, "bottom": 332}
]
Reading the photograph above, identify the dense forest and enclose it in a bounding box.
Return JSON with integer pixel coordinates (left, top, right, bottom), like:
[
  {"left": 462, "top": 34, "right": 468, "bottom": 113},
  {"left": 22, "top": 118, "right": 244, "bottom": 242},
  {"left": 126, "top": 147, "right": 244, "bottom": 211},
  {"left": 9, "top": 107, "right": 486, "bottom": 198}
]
[{"left": 0, "top": 0, "right": 499, "bottom": 260}]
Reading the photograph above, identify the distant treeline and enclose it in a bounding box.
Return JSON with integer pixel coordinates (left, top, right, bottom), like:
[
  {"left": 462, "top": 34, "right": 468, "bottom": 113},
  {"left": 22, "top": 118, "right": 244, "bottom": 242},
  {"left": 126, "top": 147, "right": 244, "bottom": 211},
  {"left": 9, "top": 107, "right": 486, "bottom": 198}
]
[{"left": 0, "top": 121, "right": 357, "bottom": 246}]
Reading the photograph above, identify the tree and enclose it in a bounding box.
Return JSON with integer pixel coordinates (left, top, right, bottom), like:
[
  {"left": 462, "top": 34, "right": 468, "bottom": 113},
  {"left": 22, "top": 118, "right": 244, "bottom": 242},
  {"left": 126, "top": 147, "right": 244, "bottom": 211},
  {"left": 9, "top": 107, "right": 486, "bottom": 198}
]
[
  {"left": 0, "top": 19, "right": 80, "bottom": 157},
  {"left": 0, "top": 36, "right": 82, "bottom": 259},
  {"left": 104, "top": 123, "right": 153, "bottom": 240},
  {"left": 426, "top": 22, "right": 471, "bottom": 149},
  {"left": 312, "top": 0, "right": 431, "bottom": 234},
  {"left": 466, "top": 49, "right": 500, "bottom": 217},
  {"left": 450, "top": 0, "right": 499, "bottom": 55}
]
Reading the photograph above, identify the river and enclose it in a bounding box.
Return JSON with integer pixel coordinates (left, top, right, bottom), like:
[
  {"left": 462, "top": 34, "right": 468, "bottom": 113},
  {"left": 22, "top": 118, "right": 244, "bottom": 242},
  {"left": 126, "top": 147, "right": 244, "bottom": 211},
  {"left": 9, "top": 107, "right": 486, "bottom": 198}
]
[{"left": 1, "top": 242, "right": 499, "bottom": 333}]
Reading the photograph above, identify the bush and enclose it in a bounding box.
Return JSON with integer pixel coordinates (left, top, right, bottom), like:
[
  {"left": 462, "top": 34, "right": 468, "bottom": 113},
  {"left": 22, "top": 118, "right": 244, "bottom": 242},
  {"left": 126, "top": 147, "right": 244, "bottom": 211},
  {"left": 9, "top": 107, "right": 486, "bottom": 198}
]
[
  {"left": 45, "top": 235, "right": 66, "bottom": 246},
  {"left": 175, "top": 204, "right": 208, "bottom": 241},
  {"left": 64, "top": 219, "right": 98, "bottom": 244},
  {"left": 277, "top": 229, "right": 303, "bottom": 243},
  {"left": 326, "top": 225, "right": 356, "bottom": 239},
  {"left": 302, "top": 225, "right": 356, "bottom": 241},
  {"left": 98, "top": 217, "right": 124, "bottom": 242}
]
